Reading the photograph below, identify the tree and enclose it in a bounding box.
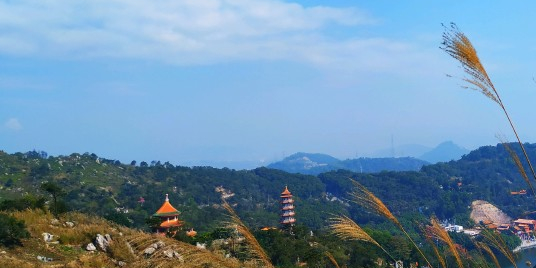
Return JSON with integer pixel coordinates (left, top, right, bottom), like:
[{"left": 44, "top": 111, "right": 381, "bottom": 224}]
[
  {"left": 41, "top": 182, "right": 67, "bottom": 217},
  {"left": 0, "top": 213, "right": 29, "bottom": 247}
]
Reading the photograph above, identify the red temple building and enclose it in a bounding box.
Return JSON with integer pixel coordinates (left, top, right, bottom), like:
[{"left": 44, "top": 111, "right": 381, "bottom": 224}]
[
  {"left": 280, "top": 186, "right": 296, "bottom": 226},
  {"left": 153, "top": 194, "right": 182, "bottom": 235}
]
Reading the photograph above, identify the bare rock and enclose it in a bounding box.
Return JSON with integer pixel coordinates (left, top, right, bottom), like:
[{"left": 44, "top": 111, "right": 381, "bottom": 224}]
[
  {"left": 37, "top": 255, "right": 53, "bottom": 262},
  {"left": 95, "top": 234, "right": 110, "bottom": 252},
  {"left": 42, "top": 233, "right": 54, "bottom": 242},
  {"left": 86, "top": 243, "right": 97, "bottom": 251},
  {"left": 65, "top": 221, "right": 75, "bottom": 228},
  {"left": 105, "top": 234, "right": 112, "bottom": 243},
  {"left": 163, "top": 249, "right": 174, "bottom": 258},
  {"left": 50, "top": 219, "right": 60, "bottom": 225},
  {"left": 144, "top": 246, "right": 156, "bottom": 255},
  {"left": 118, "top": 261, "right": 126, "bottom": 267}
]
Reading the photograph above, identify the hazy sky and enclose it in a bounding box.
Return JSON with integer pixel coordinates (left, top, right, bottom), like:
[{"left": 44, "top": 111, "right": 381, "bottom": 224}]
[{"left": 2, "top": 1, "right": 536, "bottom": 167}]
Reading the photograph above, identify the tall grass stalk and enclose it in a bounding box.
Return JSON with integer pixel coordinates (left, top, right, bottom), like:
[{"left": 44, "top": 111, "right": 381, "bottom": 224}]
[
  {"left": 480, "top": 229, "right": 517, "bottom": 268},
  {"left": 222, "top": 199, "right": 274, "bottom": 268},
  {"left": 348, "top": 179, "right": 433, "bottom": 267},
  {"left": 329, "top": 215, "right": 395, "bottom": 262},
  {"left": 421, "top": 224, "right": 447, "bottom": 268},
  {"left": 499, "top": 137, "right": 535, "bottom": 196},
  {"left": 426, "top": 216, "right": 464, "bottom": 268},
  {"left": 324, "top": 251, "right": 341, "bottom": 268},
  {"left": 475, "top": 241, "right": 501, "bottom": 268},
  {"left": 442, "top": 23, "right": 536, "bottom": 192}
]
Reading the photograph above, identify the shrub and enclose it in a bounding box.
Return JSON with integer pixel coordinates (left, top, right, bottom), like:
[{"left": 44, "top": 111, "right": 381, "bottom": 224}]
[{"left": 0, "top": 213, "right": 29, "bottom": 247}]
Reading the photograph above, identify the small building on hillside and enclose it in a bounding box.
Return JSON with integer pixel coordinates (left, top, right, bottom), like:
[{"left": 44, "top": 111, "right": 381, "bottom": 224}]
[
  {"left": 153, "top": 194, "right": 183, "bottom": 235},
  {"left": 513, "top": 219, "right": 536, "bottom": 231},
  {"left": 444, "top": 224, "right": 464, "bottom": 233}
]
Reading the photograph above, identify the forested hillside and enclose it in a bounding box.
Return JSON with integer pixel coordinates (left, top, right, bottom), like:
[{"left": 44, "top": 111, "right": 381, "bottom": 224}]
[
  {"left": 1, "top": 143, "right": 536, "bottom": 267},
  {"left": 1, "top": 143, "right": 534, "bottom": 232}
]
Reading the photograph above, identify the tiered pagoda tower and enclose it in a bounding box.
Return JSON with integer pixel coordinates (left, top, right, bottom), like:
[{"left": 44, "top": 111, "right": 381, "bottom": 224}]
[
  {"left": 280, "top": 186, "right": 296, "bottom": 226},
  {"left": 153, "top": 194, "right": 182, "bottom": 235}
]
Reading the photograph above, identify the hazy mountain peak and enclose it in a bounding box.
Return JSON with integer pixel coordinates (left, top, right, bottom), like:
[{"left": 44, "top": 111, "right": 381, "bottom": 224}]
[{"left": 419, "top": 141, "right": 469, "bottom": 163}]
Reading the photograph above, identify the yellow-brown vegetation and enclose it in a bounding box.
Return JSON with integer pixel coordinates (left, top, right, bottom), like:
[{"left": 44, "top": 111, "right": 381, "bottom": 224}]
[
  {"left": 425, "top": 216, "right": 464, "bottom": 268},
  {"left": 329, "top": 214, "right": 394, "bottom": 262},
  {"left": 222, "top": 199, "right": 274, "bottom": 268},
  {"left": 348, "top": 179, "right": 433, "bottom": 267},
  {"left": 0, "top": 209, "right": 247, "bottom": 268}
]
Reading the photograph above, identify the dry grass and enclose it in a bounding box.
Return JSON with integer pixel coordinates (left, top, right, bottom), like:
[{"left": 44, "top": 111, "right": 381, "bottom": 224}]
[
  {"left": 442, "top": 22, "right": 536, "bottom": 193},
  {"left": 425, "top": 216, "right": 464, "bottom": 268},
  {"left": 499, "top": 136, "right": 536, "bottom": 197},
  {"left": 421, "top": 224, "right": 446, "bottom": 268},
  {"left": 329, "top": 215, "right": 394, "bottom": 262},
  {"left": 441, "top": 23, "right": 497, "bottom": 104},
  {"left": 324, "top": 251, "right": 340, "bottom": 268},
  {"left": 222, "top": 199, "right": 273, "bottom": 268},
  {"left": 480, "top": 229, "right": 517, "bottom": 268},
  {"left": 348, "top": 179, "right": 432, "bottom": 267},
  {"left": 125, "top": 231, "right": 241, "bottom": 268},
  {"left": 0, "top": 209, "right": 246, "bottom": 268},
  {"left": 475, "top": 241, "right": 500, "bottom": 268}
]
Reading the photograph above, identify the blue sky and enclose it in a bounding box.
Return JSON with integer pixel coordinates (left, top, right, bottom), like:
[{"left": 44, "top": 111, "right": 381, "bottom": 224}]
[{"left": 1, "top": 1, "right": 536, "bottom": 168}]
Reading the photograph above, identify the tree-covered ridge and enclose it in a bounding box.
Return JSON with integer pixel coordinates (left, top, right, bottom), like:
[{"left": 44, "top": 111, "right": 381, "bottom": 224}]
[
  {"left": 1, "top": 143, "right": 535, "bottom": 267},
  {"left": 268, "top": 152, "right": 430, "bottom": 175},
  {"left": 1, "top": 143, "right": 534, "bottom": 232}
]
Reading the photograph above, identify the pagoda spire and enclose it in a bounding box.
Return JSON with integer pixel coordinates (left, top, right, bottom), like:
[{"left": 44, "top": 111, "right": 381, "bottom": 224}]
[{"left": 280, "top": 186, "right": 296, "bottom": 227}]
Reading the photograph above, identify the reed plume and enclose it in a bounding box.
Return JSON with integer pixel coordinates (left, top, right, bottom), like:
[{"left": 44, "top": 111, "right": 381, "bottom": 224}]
[
  {"left": 324, "top": 251, "right": 341, "bottom": 268},
  {"left": 420, "top": 223, "right": 446, "bottom": 268},
  {"left": 475, "top": 241, "right": 501, "bottom": 268},
  {"left": 329, "top": 215, "right": 395, "bottom": 261},
  {"left": 499, "top": 135, "right": 535, "bottom": 196},
  {"left": 479, "top": 229, "right": 517, "bottom": 268},
  {"left": 348, "top": 179, "right": 433, "bottom": 267},
  {"left": 222, "top": 199, "right": 274, "bottom": 268},
  {"left": 425, "top": 216, "right": 464, "bottom": 268},
  {"left": 442, "top": 22, "right": 536, "bottom": 192}
]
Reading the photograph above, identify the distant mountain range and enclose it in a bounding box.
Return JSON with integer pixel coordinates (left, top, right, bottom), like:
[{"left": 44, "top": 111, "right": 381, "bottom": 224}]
[
  {"left": 267, "top": 153, "right": 429, "bottom": 175},
  {"left": 267, "top": 141, "right": 469, "bottom": 175}
]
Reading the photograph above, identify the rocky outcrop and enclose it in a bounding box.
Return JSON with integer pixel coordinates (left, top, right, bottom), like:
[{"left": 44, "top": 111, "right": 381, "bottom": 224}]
[
  {"left": 143, "top": 241, "right": 165, "bottom": 256},
  {"left": 88, "top": 234, "right": 113, "bottom": 252}
]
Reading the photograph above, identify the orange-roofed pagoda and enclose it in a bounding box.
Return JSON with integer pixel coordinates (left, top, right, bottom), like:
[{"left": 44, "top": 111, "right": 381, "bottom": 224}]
[
  {"left": 280, "top": 186, "right": 296, "bottom": 227},
  {"left": 153, "top": 194, "right": 182, "bottom": 234}
]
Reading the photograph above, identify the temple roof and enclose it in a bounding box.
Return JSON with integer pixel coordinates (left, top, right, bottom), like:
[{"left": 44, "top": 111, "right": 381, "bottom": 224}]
[
  {"left": 280, "top": 186, "right": 292, "bottom": 197},
  {"left": 160, "top": 218, "right": 182, "bottom": 228},
  {"left": 153, "top": 194, "right": 180, "bottom": 217}
]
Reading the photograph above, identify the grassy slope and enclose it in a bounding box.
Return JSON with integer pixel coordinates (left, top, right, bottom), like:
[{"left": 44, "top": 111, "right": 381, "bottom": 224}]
[{"left": 0, "top": 210, "right": 247, "bottom": 268}]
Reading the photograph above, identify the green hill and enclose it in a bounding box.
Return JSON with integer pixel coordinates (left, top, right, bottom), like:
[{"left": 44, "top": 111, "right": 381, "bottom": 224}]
[
  {"left": 267, "top": 152, "right": 429, "bottom": 175},
  {"left": 1, "top": 143, "right": 535, "bottom": 232}
]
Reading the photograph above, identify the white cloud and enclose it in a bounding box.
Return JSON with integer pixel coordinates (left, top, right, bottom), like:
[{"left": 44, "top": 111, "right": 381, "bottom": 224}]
[
  {"left": 0, "top": 1, "right": 378, "bottom": 63},
  {"left": 5, "top": 118, "right": 22, "bottom": 131},
  {"left": 0, "top": 0, "right": 446, "bottom": 77}
]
